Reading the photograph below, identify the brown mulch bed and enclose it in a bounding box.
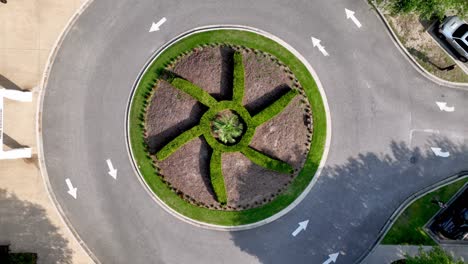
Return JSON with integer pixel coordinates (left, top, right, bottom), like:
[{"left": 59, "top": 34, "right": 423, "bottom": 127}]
[{"left": 144, "top": 46, "right": 312, "bottom": 210}]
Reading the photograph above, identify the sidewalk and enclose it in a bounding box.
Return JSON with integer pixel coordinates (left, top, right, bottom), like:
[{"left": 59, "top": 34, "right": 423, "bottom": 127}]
[
  {"left": 0, "top": 0, "right": 93, "bottom": 263},
  {"left": 362, "top": 245, "right": 467, "bottom": 263}
]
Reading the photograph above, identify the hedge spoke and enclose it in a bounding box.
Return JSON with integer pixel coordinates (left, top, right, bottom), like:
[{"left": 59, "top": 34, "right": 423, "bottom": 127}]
[
  {"left": 169, "top": 77, "right": 218, "bottom": 107},
  {"left": 251, "top": 89, "right": 298, "bottom": 126},
  {"left": 156, "top": 125, "right": 204, "bottom": 160},
  {"left": 241, "top": 147, "right": 293, "bottom": 174},
  {"left": 232, "top": 52, "right": 245, "bottom": 103},
  {"left": 210, "top": 150, "right": 228, "bottom": 204}
]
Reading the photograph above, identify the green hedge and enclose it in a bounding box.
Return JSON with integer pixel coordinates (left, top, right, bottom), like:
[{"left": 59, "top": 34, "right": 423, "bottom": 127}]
[
  {"left": 252, "top": 89, "right": 298, "bottom": 126},
  {"left": 242, "top": 147, "right": 293, "bottom": 174},
  {"left": 156, "top": 125, "right": 204, "bottom": 160},
  {"left": 9, "top": 253, "right": 37, "bottom": 264},
  {"left": 386, "top": 0, "right": 468, "bottom": 21},
  {"left": 169, "top": 78, "right": 218, "bottom": 107},
  {"left": 210, "top": 150, "right": 227, "bottom": 204},
  {"left": 232, "top": 52, "right": 245, "bottom": 103}
]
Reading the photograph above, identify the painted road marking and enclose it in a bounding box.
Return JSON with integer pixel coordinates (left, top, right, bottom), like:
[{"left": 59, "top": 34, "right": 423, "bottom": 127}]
[
  {"left": 106, "top": 159, "right": 117, "bottom": 179},
  {"left": 431, "top": 147, "right": 450, "bottom": 158},
  {"left": 345, "top": 8, "right": 362, "bottom": 28},
  {"left": 409, "top": 129, "right": 440, "bottom": 146},
  {"left": 311, "top": 37, "right": 329, "bottom": 56},
  {"left": 292, "top": 220, "right": 309, "bottom": 237},
  {"left": 436, "top": 101, "right": 455, "bottom": 112},
  {"left": 65, "top": 178, "right": 77, "bottom": 199},
  {"left": 323, "top": 252, "right": 340, "bottom": 264},
  {"left": 149, "top": 17, "right": 167, "bottom": 32}
]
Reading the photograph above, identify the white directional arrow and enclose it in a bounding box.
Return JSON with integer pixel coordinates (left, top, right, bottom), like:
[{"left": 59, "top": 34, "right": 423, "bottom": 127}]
[
  {"left": 431, "top": 147, "right": 450, "bottom": 158},
  {"left": 292, "top": 220, "right": 309, "bottom": 237},
  {"left": 311, "top": 37, "right": 329, "bottom": 56},
  {"left": 106, "top": 159, "right": 117, "bottom": 179},
  {"left": 149, "top": 17, "right": 167, "bottom": 32},
  {"left": 436, "top": 102, "right": 455, "bottom": 112},
  {"left": 65, "top": 178, "right": 77, "bottom": 199},
  {"left": 345, "top": 8, "right": 362, "bottom": 28},
  {"left": 323, "top": 253, "right": 340, "bottom": 264}
]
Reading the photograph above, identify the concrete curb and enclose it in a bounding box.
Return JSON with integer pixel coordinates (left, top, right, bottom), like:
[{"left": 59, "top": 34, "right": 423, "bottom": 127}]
[
  {"left": 125, "top": 25, "right": 332, "bottom": 231},
  {"left": 36, "top": 0, "right": 99, "bottom": 263},
  {"left": 355, "top": 171, "right": 468, "bottom": 264},
  {"left": 370, "top": 1, "right": 468, "bottom": 90}
]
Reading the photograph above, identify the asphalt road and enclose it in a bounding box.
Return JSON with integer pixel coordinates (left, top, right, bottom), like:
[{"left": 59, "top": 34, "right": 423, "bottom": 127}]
[{"left": 42, "top": 0, "right": 468, "bottom": 263}]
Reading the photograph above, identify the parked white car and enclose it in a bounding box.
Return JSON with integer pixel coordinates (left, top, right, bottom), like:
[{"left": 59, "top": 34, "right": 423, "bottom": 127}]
[{"left": 438, "top": 16, "right": 468, "bottom": 62}]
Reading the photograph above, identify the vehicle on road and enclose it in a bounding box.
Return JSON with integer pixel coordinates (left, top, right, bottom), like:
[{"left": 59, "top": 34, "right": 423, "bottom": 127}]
[{"left": 438, "top": 16, "right": 468, "bottom": 62}]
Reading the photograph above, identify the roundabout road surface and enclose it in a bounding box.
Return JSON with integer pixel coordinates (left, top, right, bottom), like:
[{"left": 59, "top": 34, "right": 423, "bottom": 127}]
[{"left": 42, "top": 0, "right": 468, "bottom": 263}]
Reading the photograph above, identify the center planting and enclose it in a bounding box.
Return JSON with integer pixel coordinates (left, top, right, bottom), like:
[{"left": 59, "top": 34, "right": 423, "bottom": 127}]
[
  {"left": 211, "top": 110, "right": 244, "bottom": 145},
  {"left": 131, "top": 29, "right": 326, "bottom": 225}
]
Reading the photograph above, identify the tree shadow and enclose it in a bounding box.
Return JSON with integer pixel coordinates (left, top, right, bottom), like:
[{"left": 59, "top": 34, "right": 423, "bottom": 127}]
[
  {"left": 0, "top": 189, "right": 73, "bottom": 263},
  {"left": 229, "top": 137, "right": 468, "bottom": 263}
]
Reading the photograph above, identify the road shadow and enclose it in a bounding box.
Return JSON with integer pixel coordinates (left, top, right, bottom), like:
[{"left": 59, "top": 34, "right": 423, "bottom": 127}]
[
  {"left": 229, "top": 137, "right": 468, "bottom": 263},
  {"left": 0, "top": 189, "right": 73, "bottom": 264}
]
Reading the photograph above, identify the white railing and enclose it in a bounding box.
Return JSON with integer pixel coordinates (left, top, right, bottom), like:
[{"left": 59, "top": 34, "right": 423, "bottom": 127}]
[{"left": 0, "top": 87, "right": 32, "bottom": 159}]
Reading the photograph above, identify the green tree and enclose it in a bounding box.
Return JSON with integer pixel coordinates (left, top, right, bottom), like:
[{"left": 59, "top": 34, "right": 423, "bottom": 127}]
[
  {"left": 387, "top": 0, "right": 468, "bottom": 20},
  {"left": 404, "top": 246, "right": 464, "bottom": 264},
  {"left": 211, "top": 111, "right": 244, "bottom": 144}
]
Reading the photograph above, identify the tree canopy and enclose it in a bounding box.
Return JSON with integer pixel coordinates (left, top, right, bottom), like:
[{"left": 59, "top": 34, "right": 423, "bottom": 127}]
[
  {"left": 387, "top": 0, "right": 468, "bottom": 20},
  {"left": 404, "top": 246, "right": 464, "bottom": 264}
]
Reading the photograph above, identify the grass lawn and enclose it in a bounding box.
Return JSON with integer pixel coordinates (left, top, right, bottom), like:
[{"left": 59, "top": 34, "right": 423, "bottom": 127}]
[
  {"left": 382, "top": 178, "right": 468, "bottom": 245},
  {"left": 128, "top": 29, "right": 327, "bottom": 226}
]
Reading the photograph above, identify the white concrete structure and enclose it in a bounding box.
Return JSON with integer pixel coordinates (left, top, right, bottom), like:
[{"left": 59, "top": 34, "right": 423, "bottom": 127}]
[{"left": 0, "top": 87, "right": 32, "bottom": 159}]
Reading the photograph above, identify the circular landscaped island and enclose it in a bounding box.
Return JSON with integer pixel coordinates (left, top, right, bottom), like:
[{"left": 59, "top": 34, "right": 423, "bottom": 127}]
[{"left": 128, "top": 29, "right": 327, "bottom": 227}]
